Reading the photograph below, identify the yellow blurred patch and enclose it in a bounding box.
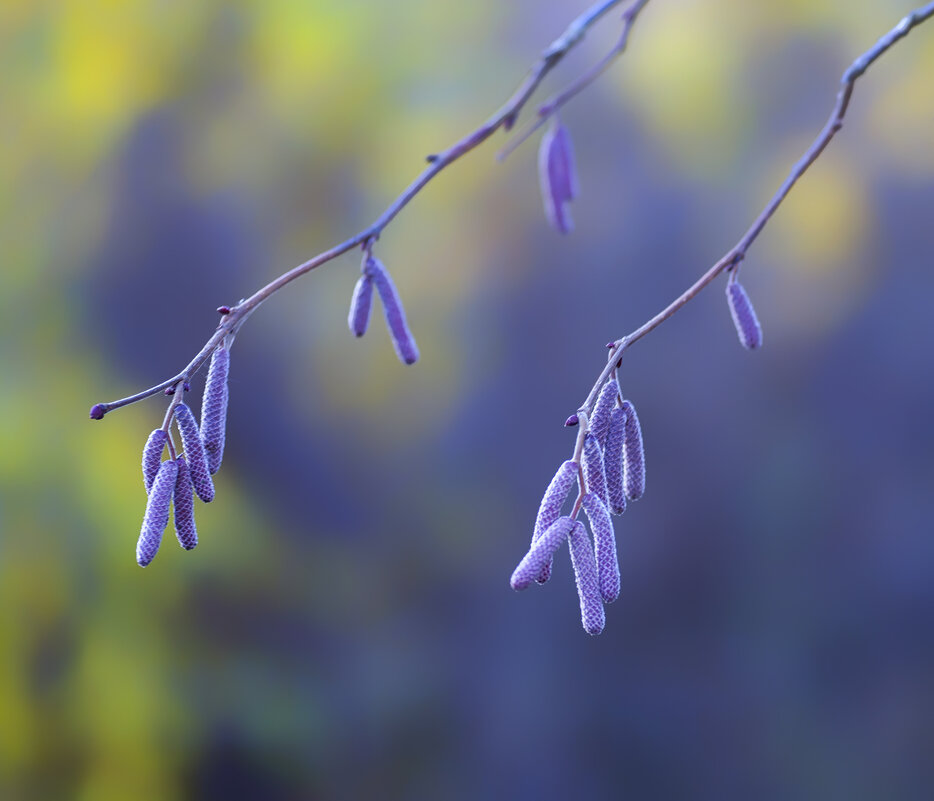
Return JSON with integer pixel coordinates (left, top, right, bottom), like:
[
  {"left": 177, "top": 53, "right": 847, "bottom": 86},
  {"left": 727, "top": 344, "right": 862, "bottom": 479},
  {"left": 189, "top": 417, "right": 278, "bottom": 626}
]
[
  {"left": 617, "top": 0, "right": 748, "bottom": 176},
  {"left": 868, "top": 43, "right": 934, "bottom": 174},
  {"left": 759, "top": 144, "right": 870, "bottom": 275}
]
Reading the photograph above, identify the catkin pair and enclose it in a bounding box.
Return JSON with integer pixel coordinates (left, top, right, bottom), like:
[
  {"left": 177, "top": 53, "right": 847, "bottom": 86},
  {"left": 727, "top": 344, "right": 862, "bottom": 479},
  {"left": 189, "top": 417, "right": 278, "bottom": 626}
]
[{"left": 348, "top": 255, "right": 419, "bottom": 365}]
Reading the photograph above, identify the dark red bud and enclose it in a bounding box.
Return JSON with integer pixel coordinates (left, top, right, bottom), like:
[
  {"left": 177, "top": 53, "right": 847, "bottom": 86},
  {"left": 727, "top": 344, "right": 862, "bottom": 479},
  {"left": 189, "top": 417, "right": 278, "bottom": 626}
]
[
  {"left": 564, "top": 414, "right": 579, "bottom": 427},
  {"left": 217, "top": 305, "right": 231, "bottom": 315}
]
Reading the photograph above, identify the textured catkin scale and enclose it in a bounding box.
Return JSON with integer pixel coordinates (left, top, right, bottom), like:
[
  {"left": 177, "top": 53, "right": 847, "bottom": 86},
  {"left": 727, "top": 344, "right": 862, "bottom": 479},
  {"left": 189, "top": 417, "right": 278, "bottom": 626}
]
[
  {"left": 174, "top": 403, "right": 215, "bottom": 503},
  {"left": 172, "top": 457, "right": 198, "bottom": 551},
  {"left": 531, "top": 460, "right": 579, "bottom": 584},
  {"left": 511, "top": 516, "right": 576, "bottom": 591},
  {"left": 200, "top": 347, "right": 230, "bottom": 475},
  {"left": 619, "top": 400, "right": 646, "bottom": 501},
  {"left": 582, "top": 434, "right": 609, "bottom": 509},
  {"left": 589, "top": 379, "right": 619, "bottom": 446},
  {"left": 369, "top": 258, "right": 419, "bottom": 365},
  {"left": 137, "top": 459, "right": 178, "bottom": 567},
  {"left": 141, "top": 429, "right": 168, "bottom": 493},
  {"left": 348, "top": 271, "right": 374, "bottom": 338},
  {"left": 582, "top": 493, "right": 620, "bottom": 604},
  {"left": 567, "top": 520, "right": 605, "bottom": 635},
  {"left": 538, "top": 120, "right": 578, "bottom": 234},
  {"left": 726, "top": 279, "right": 763, "bottom": 350},
  {"left": 604, "top": 407, "right": 627, "bottom": 515}
]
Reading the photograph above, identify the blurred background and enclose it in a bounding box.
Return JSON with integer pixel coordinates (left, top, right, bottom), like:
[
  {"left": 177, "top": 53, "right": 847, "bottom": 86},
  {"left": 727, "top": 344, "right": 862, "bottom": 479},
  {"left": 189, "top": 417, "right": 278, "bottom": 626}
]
[{"left": 2, "top": 0, "right": 934, "bottom": 798}]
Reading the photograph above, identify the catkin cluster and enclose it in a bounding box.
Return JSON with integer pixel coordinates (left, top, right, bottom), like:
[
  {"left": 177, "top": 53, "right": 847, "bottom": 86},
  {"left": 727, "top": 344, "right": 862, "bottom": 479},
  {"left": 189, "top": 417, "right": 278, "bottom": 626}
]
[
  {"left": 511, "top": 378, "right": 646, "bottom": 635},
  {"left": 136, "top": 345, "right": 230, "bottom": 567}
]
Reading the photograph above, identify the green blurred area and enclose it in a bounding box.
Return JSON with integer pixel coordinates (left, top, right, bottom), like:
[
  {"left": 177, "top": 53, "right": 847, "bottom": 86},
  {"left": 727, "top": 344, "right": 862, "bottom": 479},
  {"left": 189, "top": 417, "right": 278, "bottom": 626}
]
[{"left": 1, "top": 1, "right": 933, "bottom": 799}]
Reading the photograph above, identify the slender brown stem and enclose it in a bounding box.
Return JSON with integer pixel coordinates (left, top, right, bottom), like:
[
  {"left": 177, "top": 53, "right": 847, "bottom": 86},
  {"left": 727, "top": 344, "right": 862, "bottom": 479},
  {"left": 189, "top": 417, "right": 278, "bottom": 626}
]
[
  {"left": 577, "top": 1, "right": 934, "bottom": 419},
  {"left": 91, "top": 0, "right": 633, "bottom": 418}
]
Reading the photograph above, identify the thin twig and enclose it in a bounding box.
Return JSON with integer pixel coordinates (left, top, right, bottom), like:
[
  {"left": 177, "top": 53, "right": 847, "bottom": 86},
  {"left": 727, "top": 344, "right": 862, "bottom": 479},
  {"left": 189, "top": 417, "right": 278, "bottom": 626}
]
[
  {"left": 577, "top": 1, "right": 934, "bottom": 419},
  {"left": 91, "top": 0, "right": 633, "bottom": 418},
  {"left": 498, "top": 0, "right": 650, "bottom": 162}
]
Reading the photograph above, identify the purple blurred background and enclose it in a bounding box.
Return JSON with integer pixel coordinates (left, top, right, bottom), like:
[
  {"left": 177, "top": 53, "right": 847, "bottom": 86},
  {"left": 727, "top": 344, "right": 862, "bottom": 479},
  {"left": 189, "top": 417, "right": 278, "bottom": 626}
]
[{"left": 3, "top": 1, "right": 934, "bottom": 799}]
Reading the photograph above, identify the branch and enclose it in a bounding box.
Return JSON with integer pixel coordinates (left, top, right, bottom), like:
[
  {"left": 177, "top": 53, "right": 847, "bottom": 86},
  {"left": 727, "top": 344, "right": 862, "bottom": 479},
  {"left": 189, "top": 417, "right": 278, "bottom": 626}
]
[
  {"left": 577, "top": 1, "right": 934, "bottom": 419},
  {"left": 497, "top": 0, "right": 650, "bottom": 162},
  {"left": 89, "top": 0, "right": 640, "bottom": 419}
]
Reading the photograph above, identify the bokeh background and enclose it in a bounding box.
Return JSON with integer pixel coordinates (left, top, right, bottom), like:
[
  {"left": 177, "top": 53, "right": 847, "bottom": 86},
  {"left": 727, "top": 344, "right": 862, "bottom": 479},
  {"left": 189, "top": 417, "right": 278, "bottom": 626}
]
[{"left": 2, "top": 0, "right": 934, "bottom": 799}]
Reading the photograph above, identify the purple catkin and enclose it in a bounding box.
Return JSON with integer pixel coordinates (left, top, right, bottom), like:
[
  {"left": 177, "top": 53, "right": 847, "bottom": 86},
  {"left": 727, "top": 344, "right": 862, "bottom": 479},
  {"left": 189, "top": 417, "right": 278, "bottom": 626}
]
[
  {"left": 582, "top": 493, "right": 620, "bottom": 604},
  {"left": 172, "top": 457, "right": 198, "bottom": 551},
  {"left": 620, "top": 399, "right": 646, "bottom": 501},
  {"left": 581, "top": 434, "right": 608, "bottom": 509},
  {"left": 604, "top": 407, "right": 628, "bottom": 515},
  {"left": 136, "top": 459, "right": 178, "bottom": 567},
  {"left": 200, "top": 346, "right": 230, "bottom": 475},
  {"left": 531, "top": 459, "right": 579, "bottom": 584},
  {"left": 348, "top": 271, "right": 374, "bottom": 338},
  {"left": 589, "top": 379, "right": 619, "bottom": 446},
  {"left": 369, "top": 258, "right": 419, "bottom": 365},
  {"left": 568, "top": 520, "right": 605, "bottom": 635},
  {"left": 726, "top": 279, "right": 763, "bottom": 350},
  {"left": 511, "top": 516, "right": 576, "bottom": 590},
  {"left": 174, "top": 403, "right": 214, "bottom": 503},
  {"left": 537, "top": 120, "right": 578, "bottom": 234},
  {"left": 142, "top": 429, "right": 168, "bottom": 493}
]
